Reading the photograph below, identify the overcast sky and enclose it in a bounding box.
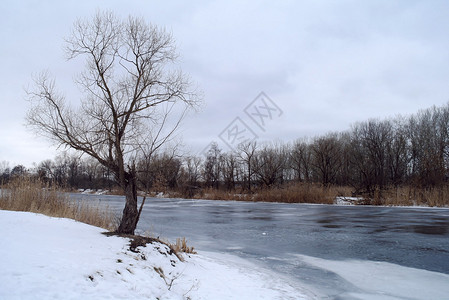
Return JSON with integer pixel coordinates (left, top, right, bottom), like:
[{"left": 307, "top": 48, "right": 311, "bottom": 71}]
[{"left": 1, "top": 0, "right": 449, "bottom": 168}]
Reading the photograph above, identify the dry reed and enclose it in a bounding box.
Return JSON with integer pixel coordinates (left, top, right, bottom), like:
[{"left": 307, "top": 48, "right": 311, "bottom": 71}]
[
  {"left": 196, "top": 183, "right": 449, "bottom": 207},
  {"left": 193, "top": 183, "right": 353, "bottom": 204},
  {"left": 0, "top": 177, "right": 117, "bottom": 230},
  {"left": 252, "top": 183, "right": 351, "bottom": 204},
  {"left": 374, "top": 185, "right": 449, "bottom": 207},
  {"left": 170, "top": 237, "right": 196, "bottom": 254}
]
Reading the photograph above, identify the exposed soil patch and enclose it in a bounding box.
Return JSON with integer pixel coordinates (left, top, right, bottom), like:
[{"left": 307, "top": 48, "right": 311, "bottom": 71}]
[{"left": 102, "top": 232, "right": 184, "bottom": 261}]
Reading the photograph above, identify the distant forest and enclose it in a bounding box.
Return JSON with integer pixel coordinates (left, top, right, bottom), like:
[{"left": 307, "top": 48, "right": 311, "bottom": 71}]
[{"left": 2, "top": 103, "right": 449, "bottom": 205}]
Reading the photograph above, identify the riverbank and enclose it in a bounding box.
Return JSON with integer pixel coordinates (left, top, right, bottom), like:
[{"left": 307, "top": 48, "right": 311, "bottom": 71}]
[
  {"left": 76, "top": 187, "right": 449, "bottom": 208},
  {"left": 0, "top": 210, "right": 309, "bottom": 299}
]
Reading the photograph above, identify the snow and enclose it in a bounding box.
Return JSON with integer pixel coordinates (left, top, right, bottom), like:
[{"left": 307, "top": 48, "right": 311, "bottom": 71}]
[
  {"left": 0, "top": 210, "right": 309, "bottom": 299},
  {"left": 334, "top": 196, "right": 364, "bottom": 205},
  {"left": 79, "top": 189, "right": 108, "bottom": 195}
]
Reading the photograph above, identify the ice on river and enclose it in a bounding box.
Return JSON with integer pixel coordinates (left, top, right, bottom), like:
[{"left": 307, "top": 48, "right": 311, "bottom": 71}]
[{"left": 296, "top": 254, "right": 449, "bottom": 299}]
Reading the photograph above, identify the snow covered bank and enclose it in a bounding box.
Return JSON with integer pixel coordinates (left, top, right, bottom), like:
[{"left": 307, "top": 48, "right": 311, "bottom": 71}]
[
  {"left": 334, "top": 196, "right": 364, "bottom": 205},
  {"left": 0, "top": 210, "right": 309, "bottom": 299}
]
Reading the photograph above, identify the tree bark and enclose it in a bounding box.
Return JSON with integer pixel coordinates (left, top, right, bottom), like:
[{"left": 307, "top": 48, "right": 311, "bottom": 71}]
[{"left": 116, "top": 176, "right": 138, "bottom": 234}]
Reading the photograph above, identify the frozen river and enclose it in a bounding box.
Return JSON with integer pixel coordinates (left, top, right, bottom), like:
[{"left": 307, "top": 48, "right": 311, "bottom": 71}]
[{"left": 70, "top": 194, "right": 449, "bottom": 299}]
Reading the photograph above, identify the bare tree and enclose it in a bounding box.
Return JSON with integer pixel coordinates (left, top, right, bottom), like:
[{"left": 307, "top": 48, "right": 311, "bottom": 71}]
[
  {"left": 237, "top": 141, "right": 257, "bottom": 192},
  {"left": 387, "top": 118, "right": 409, "bottom": 186},
  {"left": 184, "top": 156, "right": 202, "bottom": 187},
  {"left": 407, "top": 106, "right": 448, "bottom": 187},
  {"left": 290, "top": 139, "right": 312, "bottom": 182},
  {"left": 253, "top": 143, "right": 287, "bottom": 187},
  {"left": 26, "top": 11, "right": 199, "bottom": 234},
  {"left": 52, "top": 153, "right": 70, "bottom": 187},
  {"left": 310, "top": 133, "right": 342, "bottom": 186},
  {"left": 221, "top": 152, "right": 238, "bottom": 190},
  {"left": 202, "top": 142, "right": 222, "bottom": 188},
  {"left": 137, "top": 151, "right": 182, "bottom": 191},
  {"left": 36, "top": 159, "right": 53, "bottom": 183}
]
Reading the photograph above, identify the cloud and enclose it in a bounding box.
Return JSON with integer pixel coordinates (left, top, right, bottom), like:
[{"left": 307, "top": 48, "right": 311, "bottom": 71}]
[{"left": 1, "top": 0, "right": 449, "bottom": 165}]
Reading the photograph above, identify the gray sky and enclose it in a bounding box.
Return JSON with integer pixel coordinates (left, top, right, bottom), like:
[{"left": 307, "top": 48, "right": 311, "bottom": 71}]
[{"left": 1, "top": 0, "right": 449, "bottom": 168}]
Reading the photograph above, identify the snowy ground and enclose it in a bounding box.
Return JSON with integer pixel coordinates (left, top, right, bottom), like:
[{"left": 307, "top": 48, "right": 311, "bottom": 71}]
[{"left": 0, "top": 210, "right": 310, "bottom": 299}]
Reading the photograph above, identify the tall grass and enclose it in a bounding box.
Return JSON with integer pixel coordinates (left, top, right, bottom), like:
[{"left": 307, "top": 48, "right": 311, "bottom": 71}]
[
  {"left": 195, "top": 187, "right": 247, "bottom": 201},
  {"left": 191, "top": 183, "right": 449, "bottom": 207},
  {"left": 373, "top": 185, "right": 449, "bottom": 207},
  {"left": 193, "top": 183, "right": 352, "bottom": 204},
  {"left": 0, "top": 177, "right": 117, "bottom": 230},
  {"left": 252, "top": 183, "right": 351, "bottom": 204}
]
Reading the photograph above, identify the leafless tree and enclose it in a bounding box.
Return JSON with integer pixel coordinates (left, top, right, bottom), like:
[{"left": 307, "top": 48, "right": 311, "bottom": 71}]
[
  {"left": 348, "top": 119, "right": 396, "bottom": 193},
  {"left": 349, "top": 124, "right": 377, "bottom": 193},
  {"left": 36, "top": 159, "right": 54, "bottom": 183},
  {"left": 221, "top": 152, "right": 239, "bottom": 190},
  {"left": 253, "top": 143, "right": 288, "bottom": 187},
  {"left": 407, "top": 106, "right": 448, "bottom": 187},
  {"left": 387, "top": 118, "right": 409, "bottom": 186},
  {"left": 202, "top": 142, "right": 222, "bottom": 188},
  {"left": 52, "top": 153, "right": 70, "bottom": 186},
  {"left": 362, "top": 120, "right": 392, "bottom": 189},
  {"left": 310, "top": 133, "right": 342, "bottom": 186},
  {"left": 334, "top": 132, "right": 352, "bottom": 185},
  {"left": 290, "top": 139, "right": 313, "bottom": 182},
  {"left": 26, "top": 11, "right": 199, "bottom": 234},
  {"left": 137, "top": 151, "right": 182, "bottom": 190},
  {"left": 237, "top": 141, "right": 257, "bottom": 192},
  {"left": 184, "top": 156, "right": 202, "bottom": 187}
]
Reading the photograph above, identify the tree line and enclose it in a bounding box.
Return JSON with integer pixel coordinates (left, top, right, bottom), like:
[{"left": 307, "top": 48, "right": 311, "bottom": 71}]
[
  {"left": 4, "top": 102, "right": 449, "bottom": 198},
  {"left": 0, "top": 154, "right": 114, "bottom": 190},
  {"left": 173, "top": 102, "right": 449, "bottom": 197}
]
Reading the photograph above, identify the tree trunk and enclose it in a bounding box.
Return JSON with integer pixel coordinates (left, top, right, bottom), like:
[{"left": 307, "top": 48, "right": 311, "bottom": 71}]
[{"left": 116, "top": 177, "right": 138, "bottom": 234}]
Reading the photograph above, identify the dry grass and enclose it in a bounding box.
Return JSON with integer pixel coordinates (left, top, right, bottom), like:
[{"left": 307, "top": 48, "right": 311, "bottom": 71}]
[
  {"left": 175, "top": 182, "right": 449, "bottom": 207},
  {"left": 0, "top": 177, "right": 117, "bottom": 230},
  {"left": 371, "top": 185, "right": 449, "bottom": 207},
  {"left": 195, "top": 188, "right": 246, "bottom": 201},
  {"left": 170, "top": 237, "right": 196, "bottom": 254},
  {"left": 193, "top": 183, "right": 352, "bottom": 204},
  {"left": 252, "top": 183, "right": 352, "bottom": 204}
]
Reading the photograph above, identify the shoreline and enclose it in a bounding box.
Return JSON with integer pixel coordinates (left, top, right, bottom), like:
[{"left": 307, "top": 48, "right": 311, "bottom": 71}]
[
  {"left": 72, "top": 189, "right": 449, "bottom": 209},
  {"left": 0, "top": 210, "right": 310, "bottom": 299}
]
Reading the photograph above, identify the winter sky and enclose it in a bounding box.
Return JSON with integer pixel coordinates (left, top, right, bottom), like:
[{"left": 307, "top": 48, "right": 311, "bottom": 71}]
[{"left": 1, "top": 0, "right": 449, "bottom": 168}]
